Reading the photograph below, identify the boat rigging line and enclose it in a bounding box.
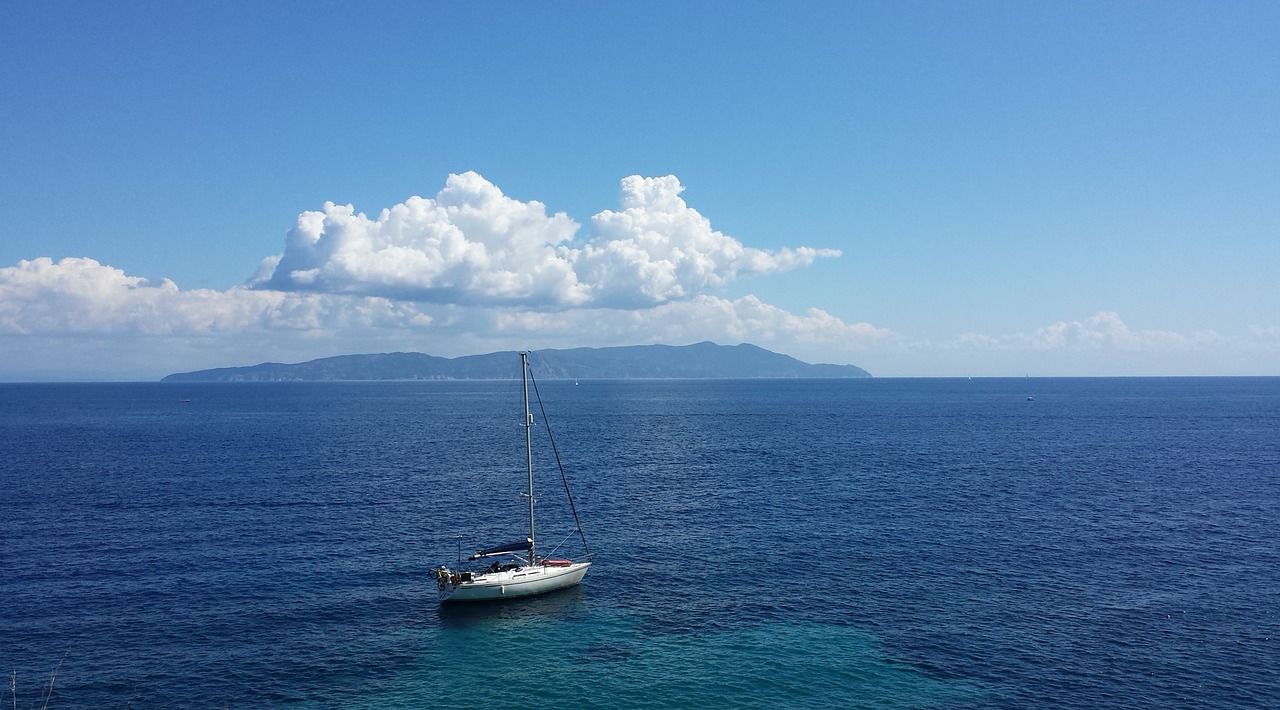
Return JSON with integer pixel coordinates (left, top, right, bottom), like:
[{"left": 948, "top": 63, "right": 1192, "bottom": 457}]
[{"left": 526, "top": 364, "right": 592, "bottom": 559}]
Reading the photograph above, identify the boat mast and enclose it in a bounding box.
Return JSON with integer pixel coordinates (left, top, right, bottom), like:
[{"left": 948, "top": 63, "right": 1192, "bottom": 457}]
[{"left": 522, "top": 351, "right": 536, "bottom": 566}]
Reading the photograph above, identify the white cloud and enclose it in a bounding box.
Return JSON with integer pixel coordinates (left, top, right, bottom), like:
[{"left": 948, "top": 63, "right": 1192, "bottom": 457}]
[
  {"left": 0, "top": 255, "right": 884, "bottom": 378},
  {"left": 0, "top": 257, "right": 432, "bottom": 336},
  {"left": 576, "top": 176, "right": 842, "bottom": 307},
  {"left": 0, "top": 171, "right": 852, "bottom": 374},
  {"left": 253, "top": 172, "right": 840, "bottom": 308},
  {"left": 1248, "top": 324, "right": 1280, "bottom": 341},
  {"left": 3, "top": 253, "right": 1277, "bottom": 379},
  {"left": 257, "top": 172, "right": 584, "bottom": 306},
  {"left": 481, "top": 295, "right": 897, "bottom": 359},
  {"left": 952, "top": 311, "right": 1226, "bottom": 352},
  {"left": 878, "top": 310, "right": 1280, "bottom": 376},
  {"left": 6, "top": 172, "right": 1277, "bottom": 379}
]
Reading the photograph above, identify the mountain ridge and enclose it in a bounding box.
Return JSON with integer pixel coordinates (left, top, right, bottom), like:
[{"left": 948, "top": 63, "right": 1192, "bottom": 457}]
[{"left": 160, "top": 342, "right": 871, "bottom": 381}]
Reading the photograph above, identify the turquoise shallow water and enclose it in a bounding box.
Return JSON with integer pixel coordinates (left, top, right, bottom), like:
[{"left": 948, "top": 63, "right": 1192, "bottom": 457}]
[
  {"left": 363, "top": 612, "right": 983, "bottom": 708},
  {"left": 2, "top": 378, "right": 1278, "bottom": 707}
]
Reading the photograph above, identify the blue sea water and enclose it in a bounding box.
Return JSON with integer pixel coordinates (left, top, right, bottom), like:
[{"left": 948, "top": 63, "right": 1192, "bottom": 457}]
[{"left": 2, "top": 377, "right": 1278, "bottom": 708}]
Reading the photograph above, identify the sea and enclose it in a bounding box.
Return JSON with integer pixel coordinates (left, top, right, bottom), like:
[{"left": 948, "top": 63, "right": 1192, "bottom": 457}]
[{"left": 2, "top": 377, "right": 1277, "bottom": 708}]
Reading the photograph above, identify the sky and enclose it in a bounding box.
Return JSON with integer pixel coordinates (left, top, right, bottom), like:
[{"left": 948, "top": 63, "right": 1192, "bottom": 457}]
[{"left": 1, "top": 1, "right": 1277, "bottom": 380}]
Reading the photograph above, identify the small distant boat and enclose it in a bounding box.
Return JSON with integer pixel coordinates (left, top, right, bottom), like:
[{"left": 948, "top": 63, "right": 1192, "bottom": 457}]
[
  {"left": 1027, "top": 396, "right": 1035, "bottom": 401},
  {"left": 432, "top": 352, "right": 592, "bottom": 602}
]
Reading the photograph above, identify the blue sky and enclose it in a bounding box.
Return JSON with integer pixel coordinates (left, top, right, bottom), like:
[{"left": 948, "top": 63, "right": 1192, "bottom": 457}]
[{"left": 2, "top": 1, "right": 1277, "bottom": 379}]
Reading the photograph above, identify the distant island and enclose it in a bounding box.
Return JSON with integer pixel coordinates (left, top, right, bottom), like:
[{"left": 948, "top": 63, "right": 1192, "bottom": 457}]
[{"left": 161, "top": 342, "right": 871, "bottom": 382}]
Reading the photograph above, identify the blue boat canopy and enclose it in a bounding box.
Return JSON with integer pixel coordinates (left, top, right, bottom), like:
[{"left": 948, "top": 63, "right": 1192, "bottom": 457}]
[{"left": 469, "top": 539, "right": 533, "bottom": 560}]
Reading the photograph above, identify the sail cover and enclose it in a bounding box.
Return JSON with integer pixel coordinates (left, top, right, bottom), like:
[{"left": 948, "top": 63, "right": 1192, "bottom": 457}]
[{"left": 468, "top": 539, "right": 533, "bottom": 560}]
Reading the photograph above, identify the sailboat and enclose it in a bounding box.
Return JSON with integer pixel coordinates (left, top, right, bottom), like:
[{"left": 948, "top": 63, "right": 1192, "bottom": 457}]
[{"left": 432, "top": 352, "right": 592, "bottom": 602}]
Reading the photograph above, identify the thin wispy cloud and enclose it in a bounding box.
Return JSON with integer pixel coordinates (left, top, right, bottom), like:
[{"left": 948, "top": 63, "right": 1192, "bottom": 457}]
[{"left": 952, "top": 312, "right": 1239, "bottom": 352}]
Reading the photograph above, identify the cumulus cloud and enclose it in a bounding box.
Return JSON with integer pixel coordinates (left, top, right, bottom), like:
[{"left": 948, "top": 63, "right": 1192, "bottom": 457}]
[
  {"left": 256, "top": 172, "right": 584, "bottom": 307},
  {"left": 253, "top": 172, "right": 840, "bottom": 308},
  {"left": 576, "top": 176, "right": 841, "bottom": 307}
]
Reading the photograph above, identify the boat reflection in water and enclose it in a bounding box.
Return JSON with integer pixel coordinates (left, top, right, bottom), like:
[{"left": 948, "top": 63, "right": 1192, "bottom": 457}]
[{"left": 435, "top": 584, "right": 588, "bottom": 629}]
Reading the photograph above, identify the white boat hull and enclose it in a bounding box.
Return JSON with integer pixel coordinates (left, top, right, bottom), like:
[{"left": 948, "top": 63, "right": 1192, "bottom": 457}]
[
  {"left": 435, "top": 354, "right": 593, "bottom": 605},
  {"left": 438, "top": 562, "right": 591, "bottom": 603}
]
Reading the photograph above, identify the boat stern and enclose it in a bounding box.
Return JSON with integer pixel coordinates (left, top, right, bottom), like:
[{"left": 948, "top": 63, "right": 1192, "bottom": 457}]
[{"left": 433, "top": 566, "right": 470, "bottom": 602}]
